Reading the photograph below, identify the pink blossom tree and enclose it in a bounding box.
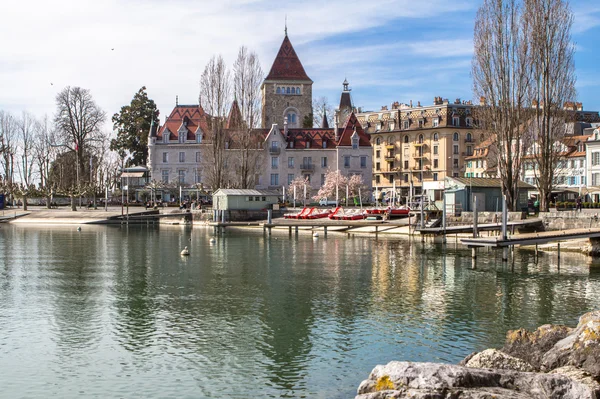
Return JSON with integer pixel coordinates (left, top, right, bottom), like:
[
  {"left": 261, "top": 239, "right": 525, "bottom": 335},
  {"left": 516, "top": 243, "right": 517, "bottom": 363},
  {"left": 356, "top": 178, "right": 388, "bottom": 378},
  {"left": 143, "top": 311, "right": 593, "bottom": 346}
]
[
  {"left": 348, "top": 174, "right": 370, "bottom": 204},
  {"left": 287, "top": 176, "right": 311, "bottom": 206},
  {"left": 313, "top": 170, "right": 348, "bottom": 201}
]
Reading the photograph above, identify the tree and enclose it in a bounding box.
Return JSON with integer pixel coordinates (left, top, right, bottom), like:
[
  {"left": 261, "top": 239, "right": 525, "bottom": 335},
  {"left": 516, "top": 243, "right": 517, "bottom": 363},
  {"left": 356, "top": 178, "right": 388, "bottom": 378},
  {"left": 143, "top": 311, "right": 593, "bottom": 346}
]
[
  {"left": 312, "top": 97, "right": 334, "bottom": 128},
  {"left": 232, "top": 46, "right": 264, "bottom": 189},
  {"left": 287, "top": 176, "right": 311, "bottom": 206},
  {"left": 15, "top": 112, "right": 37, "bottom": 210},
  {"left": 54, "top": 86, "right": 106, "bottom": 210},
  {"left": 111, "top": 87, "right": 159, "bottom": 167},
  {"left": 33, "top": 115, "right": 60, "bottom": 208},
  {"left": 0, "top": 110, "right": 18, "bottom": 201},
  {"left": 472, "top": 0, "right": 533, "bottom": 210},
  {"left": 200, "top": 55, "right": 231, "bottom": 191},
  {"left": 313, "top": 170, "right": 348, "bottom": 201},
  {"left": 525, "top": 0, "right": 576, "bottom": 212}
]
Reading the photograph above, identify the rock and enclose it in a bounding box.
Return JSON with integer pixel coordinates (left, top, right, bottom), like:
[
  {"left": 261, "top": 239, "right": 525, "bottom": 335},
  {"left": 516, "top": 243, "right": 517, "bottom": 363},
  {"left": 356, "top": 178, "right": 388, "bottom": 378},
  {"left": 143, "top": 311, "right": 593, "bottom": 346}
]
[
  {"left": 355, "top": 361, "right": 596, "bottom": 399},
  {"left": 462, "top": 348, "right": 536, "bottom": 372},
  {"left": 542, "top": 311, "right": 600, "bottom": 377},
  {"left": 502, "top": 324, "right": 572, "bottom": 370},
  {"left": 550, "top": 366, "right": 600, "bottom": 396}
]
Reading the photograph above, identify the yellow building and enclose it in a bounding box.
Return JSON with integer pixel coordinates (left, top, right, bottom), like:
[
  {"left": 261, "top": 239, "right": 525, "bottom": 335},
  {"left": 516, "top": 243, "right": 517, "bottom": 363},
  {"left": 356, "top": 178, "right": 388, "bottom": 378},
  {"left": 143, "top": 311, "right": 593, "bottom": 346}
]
[{"left": 356, "top": 97, "right": 477, "bottom": 202}]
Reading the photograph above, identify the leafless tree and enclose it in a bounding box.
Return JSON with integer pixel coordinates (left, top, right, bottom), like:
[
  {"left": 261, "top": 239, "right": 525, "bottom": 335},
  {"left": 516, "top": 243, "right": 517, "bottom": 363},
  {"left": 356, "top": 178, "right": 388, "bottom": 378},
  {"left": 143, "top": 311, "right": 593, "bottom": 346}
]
[
  {"left": 472, "top": 0, "right": 533, "bottom": 210},
  {"left": 54, "top": 86, "right": 106, "bottom": 210},
  {"left": 15, "top": 111, "right": 38, "bottom": 209},
  {"left": 232, "top": 46, "right": 264, "bottom": 189},
  {"left": 0, "top": 110, "right": 18, "bottom": 202},
  {"left": 525, "top": 0, "right": 577, "bottom": 211},
  {"left": 200, "top": 55, "right": 231, "bottom": 191},
  {"left": 313, "top": 97, "right": 334, "bottom": 128},
  {"left": 33, "top": 115, "right": 60, "bottom": 208}
]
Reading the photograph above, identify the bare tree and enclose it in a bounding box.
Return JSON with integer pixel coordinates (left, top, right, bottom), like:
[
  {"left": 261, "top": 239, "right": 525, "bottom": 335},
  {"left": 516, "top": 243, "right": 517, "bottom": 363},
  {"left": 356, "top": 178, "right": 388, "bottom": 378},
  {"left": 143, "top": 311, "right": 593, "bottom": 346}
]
[
  {"left": 313, "top": 97, "right": 334, "bottom": 128},
  {"left": 472, "top": 0, "right": 533, "bottom": 210},
  {"left": 54, "top": 86, "right": 106, "bottom": 210},
  {"left": 525, "top": 0, "right": 577, "bottom": 211},
  {"left": 232, "top": 46, "right": 264, "bottom": 189},
  {"left": 33, "top": 115, "right": 60, "bottom": 208},
  {"left": 200, "top": 55, "right": 231, "bottom": 191},
  {"left": 15, "top": 111, "right": 38, "bottom": 210},
  {"left": 0, "top": 110, "right": 18, "bottom": 203}
]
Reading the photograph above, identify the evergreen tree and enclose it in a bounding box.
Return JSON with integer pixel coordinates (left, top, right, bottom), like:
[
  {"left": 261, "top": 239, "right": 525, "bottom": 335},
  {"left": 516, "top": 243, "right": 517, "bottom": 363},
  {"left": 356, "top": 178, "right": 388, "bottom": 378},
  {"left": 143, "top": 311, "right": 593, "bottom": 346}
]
[{"left": 111, "top": 87, "right": 159, "bottom": 167}]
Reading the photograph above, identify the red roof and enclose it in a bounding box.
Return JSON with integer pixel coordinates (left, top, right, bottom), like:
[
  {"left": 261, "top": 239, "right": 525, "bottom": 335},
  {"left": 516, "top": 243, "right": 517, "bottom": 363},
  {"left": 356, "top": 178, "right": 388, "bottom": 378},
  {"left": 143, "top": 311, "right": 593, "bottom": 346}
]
[
  {"left": 336, "top": 112, "right": 371, "bottom": 147},
  {"left": 226, "top": 99, "right": 244, "bottom": 130},
  {"left": 265, "top": 35, "right": 311, "bottom": 82},
  {"left": 157, "top": 105, "right": 209, "bottom": 141},
  {"left": 286, "top": 129, "right": 335, "bottom": 149}
]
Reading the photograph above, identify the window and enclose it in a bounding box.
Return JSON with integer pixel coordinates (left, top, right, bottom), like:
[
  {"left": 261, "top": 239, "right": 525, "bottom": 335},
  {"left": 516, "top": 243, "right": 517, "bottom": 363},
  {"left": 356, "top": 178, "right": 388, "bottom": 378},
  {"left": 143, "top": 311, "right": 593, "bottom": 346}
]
[
  {"left": 453, "top": 132, "right": 459, "bottom": 141},
  {"left": 179, "top": 132, "right": 185, "bottom": 143},
  {"left": 161, "top": 170, "right": 169, "bottom": 183},
  {"left": 453, "top": 116, "right": 460, "bottom": 126},
  {"left": 162, "top": 132, "right": 169, "bottom": 143},
  {"left": 433, "top": 132, "right": 439, "bottom": 141},
  {"left": 404, "top": 174, "right": 409, "bottom": 183},
  {"left": 433, "top": 119, "right": 439, "bottom": 127},
  {"left": 376, "top": 162, "right": 381, "bottom": 171},
  {"left": 179, "top": 152, "right": 185, "bottom": 162},
  {"left": 344, "top": 156, "right": 350, "bottom": 168},
  {"left": 433, "top": 173, "right": 438, "bottom": 181},
  {"left": 582, "top": 176, "right": 586, "bottom": 185},
  {"left": 403, "top": 121, "right": 409, "bottom": 130},
  {"left": 287, "top": 174, "right": 294, "bottom": 184},
  {"left": 580, "top": 159, "right": 585, "bottom": 168},
  {"left": 352, "top": 135, "right": 359, "bottom": 149},
  {"left": 286, "top": 87, "right": 290, "bottom": 94},
  {"left": 360, "top": 156, "right": 367, "bottom": 168},
  {"left": 376, "top": 150, "right": 381, "bottom": 158},
  {"left": 453, "top": 145, "right": 459, "bottom": 155},
  {"left": 194, "top": 169, "right": 202, "bottom": 183},
  {"left": 418, "top": 134, "right": 424, "bottom": 144},
  {"left": 276, "top": 87, "right": 281, "bottom": 94},
  {"left": 248, "top": 196, "right": 254, "bottom": 201},
  {"left": 433, "top": 145, "right": 438, "bottom": 155},
  {"left": 466, "top": 132, "right": 472, "bottom": 142},
  {"left": 466, "top": 118, "right": 473, "bottom": 127},
  {"left": 291, "top": 87, "right": 296, "bottom": 94},
  {"left": 321, "top": 157, "right": 327, "bottom": 168},
  {"left": 434, "top": 159, "right": 439, "bottom": 169},
  {"left": 178, "top": 170, "right": 185, "bottom": 184},
  {"left": 593, "top": 152, "right": 600, "bottom": 166},
  {"left": 376, "top": 137, "right": 381, "bottom": 145},
  {"left": 304, "top": 174, "right": 311, "bottom": 182},
  {"left": 322, "top": 140, "right": 327, "bottom": 148},
  {"left": 389, "top": 175, "right": 394, "bottom": 183},
  {"left": 569, "top": 176, "right": 576, "bottom": 185},
  {"left": 255, "top": 196, "right": 260, "bottom": 201},
  {"left": 271, "top": 157, "right": 279, "bottom": 169},
  {"left": 375, "top": 175, "right": 381, "bottom": 184},
  {"left": 270, "top": 174, "right": 279, "bottom": 186},
  {"left": 467, "top": 160, "right": 472, "bottom": 168},
  {"left": 195, "top": 152, "right": 201, "bottom": 162},
  {"left": 321, "top": 174, "right": 326, "bottom": 185},
  {"left": 403, "top": 135, "right": 409, "bottom": 143},
  {"left": 453, "top": 158, "right": 459, "bottom": 168},
  {"left": 404, "top": 160, "right": 409, "bottom": 169},
  {"left": 466, "top": 146, "right": 472, "bottom": 156},
  {"left": 288, "top": 157, "right": 294, "bottom": 168},
  {"left": 296, "top": 87, "right": 301, "bottom": 94},
  {"left": 163, "top": 152, "right": 168, "bottom": 163},
  {"left": 305, "top": 139, "right": 310, "bottom": 148},
  {"left": 453, "top": 172, "right": 459, "bottom": 177}
]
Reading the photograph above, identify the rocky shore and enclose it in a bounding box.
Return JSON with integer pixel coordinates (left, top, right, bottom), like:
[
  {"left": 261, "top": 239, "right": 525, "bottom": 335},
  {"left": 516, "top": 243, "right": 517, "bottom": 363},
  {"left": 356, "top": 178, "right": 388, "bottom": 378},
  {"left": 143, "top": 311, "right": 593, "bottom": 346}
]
[{"left": 356, "top": 310, "right": 600, "bottom": 398}]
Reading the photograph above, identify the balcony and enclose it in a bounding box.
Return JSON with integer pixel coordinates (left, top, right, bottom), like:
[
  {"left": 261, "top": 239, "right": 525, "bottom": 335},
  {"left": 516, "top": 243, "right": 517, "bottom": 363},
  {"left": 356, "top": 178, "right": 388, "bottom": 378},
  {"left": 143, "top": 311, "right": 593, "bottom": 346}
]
[
  {"left": 269, "top": 147, "right": 281, "bottom": 155},
  {"left": 385, "top": 144, "right": 395, "bottom": 150},
  {"left": 413, "top": 152, "right": 427, "bottom": 159},
  {"left": 385, "top": 156, "right": 395, "bottom": 162},
  {"left": 300, "top": 163, "right": 315, "bottom": 172}
]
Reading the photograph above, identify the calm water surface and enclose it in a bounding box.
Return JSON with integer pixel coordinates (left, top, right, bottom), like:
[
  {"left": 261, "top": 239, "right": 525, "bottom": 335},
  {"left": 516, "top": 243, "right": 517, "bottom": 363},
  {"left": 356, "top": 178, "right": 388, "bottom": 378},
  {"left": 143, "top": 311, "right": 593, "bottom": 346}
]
[{"left": 1, "top": 224, "right": 600, "bottom": 398}]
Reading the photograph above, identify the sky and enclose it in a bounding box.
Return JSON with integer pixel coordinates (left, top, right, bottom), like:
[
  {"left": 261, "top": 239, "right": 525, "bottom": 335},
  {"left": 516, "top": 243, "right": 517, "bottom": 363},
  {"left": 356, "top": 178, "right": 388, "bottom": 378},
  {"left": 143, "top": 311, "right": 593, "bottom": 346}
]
[{"left": 1, "top": 0, "right": 599, "bottom": 131}]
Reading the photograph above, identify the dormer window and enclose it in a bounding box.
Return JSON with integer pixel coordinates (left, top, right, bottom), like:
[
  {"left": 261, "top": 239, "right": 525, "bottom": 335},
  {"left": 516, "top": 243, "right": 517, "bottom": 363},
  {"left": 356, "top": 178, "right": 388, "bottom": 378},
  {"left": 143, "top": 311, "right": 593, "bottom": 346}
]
[
  {"left": 389, "top": 122, "right": 395, "bottom": 130},
  {"left": 403, "top": 120, "right": 409, "bottom": 130},
  {"left": 466, "top": 117, "right": 473, "bottom": 127},
  {"left": 322, "top": 140, "right": 327, "bottom": 149},
  {"left": 352, "top": 136, "right": 359, "bottom": 149},
  {"left": 306, "top": 140, "right": 310, "bottom": 149},
  {"left": 162, "top": 129, "right": 170, "bottom": 143},
  {"left": 453, "top": 116, "right": 460, "bottom": 127},
  {"left": 289, "top": 140, "right": 294, "bottom": 149},
  {"left": 196, "top": 131, "right": 203, "bottom": 143},
  {"left": 433, "top": 119, "right": 439, "bottom": 127}
]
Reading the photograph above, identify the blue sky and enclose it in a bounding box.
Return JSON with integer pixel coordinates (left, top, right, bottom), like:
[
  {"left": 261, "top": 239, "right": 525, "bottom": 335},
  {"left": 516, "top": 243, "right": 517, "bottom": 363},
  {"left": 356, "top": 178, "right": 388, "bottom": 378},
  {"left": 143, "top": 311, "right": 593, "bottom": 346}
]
[{"left": 1, "top": 0, "right": 598, "bottom": 128}]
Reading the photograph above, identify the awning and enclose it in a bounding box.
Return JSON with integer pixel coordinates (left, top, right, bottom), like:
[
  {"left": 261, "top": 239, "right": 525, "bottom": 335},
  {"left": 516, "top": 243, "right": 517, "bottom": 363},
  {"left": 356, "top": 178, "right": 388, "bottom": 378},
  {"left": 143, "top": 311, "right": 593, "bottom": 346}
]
[{"left": 121, "top": 172, "right": 144, "bottom": 178}]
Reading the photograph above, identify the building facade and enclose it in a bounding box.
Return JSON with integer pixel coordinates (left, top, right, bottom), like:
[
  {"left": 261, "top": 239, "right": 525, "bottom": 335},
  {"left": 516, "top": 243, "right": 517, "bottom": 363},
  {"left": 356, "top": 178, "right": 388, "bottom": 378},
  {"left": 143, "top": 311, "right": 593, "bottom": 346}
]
[{"left": 356, "top": 97, "right": 477, "bottom": 202}]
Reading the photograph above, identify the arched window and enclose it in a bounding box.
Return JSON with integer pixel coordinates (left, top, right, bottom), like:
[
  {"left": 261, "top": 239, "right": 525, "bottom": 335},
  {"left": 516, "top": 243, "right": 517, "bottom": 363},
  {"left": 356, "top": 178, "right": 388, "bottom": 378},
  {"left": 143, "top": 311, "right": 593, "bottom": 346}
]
[
  {"left": 433, "top": 132, "right": 439, "bottom": 141},
  {"left": 276, "top": 87, "right": 281, "bottom": 94},
  {"left": 418, "top": 134, "right": 424, "bottom": 144},
  {"left": 291, "top": 87, "right": 296, "bottom": 94},
  {"left": 403, "top": 135, "right": 409, "bottom": 143},
  {"left": 286, "top": 87, "right": 291, "bottom": 94},
  {"left": 453, "top": 132, "right": 459, "bottom": 141},
  {"left": 466, "top": 132, "right": 472, "bottom": 142},
  {"left": 296, "top": 87, "right": 300, "bottom": 94},
  {"left": 376, "top": 137, "right": 381, "bottom": 145}
]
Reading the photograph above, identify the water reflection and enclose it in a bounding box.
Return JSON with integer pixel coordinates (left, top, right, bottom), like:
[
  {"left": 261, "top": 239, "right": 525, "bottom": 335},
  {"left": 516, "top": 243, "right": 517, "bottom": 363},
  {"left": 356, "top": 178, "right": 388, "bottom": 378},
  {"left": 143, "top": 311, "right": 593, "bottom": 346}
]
[{"left": 0, "top": 225, "right": 599, "bottom": 398}]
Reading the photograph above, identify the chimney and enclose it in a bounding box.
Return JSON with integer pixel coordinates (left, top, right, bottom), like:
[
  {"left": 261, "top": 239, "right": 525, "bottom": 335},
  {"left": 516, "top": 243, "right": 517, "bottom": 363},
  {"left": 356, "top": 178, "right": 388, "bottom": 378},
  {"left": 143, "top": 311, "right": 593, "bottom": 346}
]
[
  {"left": 479, "top": 96, "right": 486, "bottom": 106},
  {"left": 335, "top": 126, "right": 339, "bottom": 142},
  {"left": 577, "top": 102, "right": 583, "bottom": 111}
]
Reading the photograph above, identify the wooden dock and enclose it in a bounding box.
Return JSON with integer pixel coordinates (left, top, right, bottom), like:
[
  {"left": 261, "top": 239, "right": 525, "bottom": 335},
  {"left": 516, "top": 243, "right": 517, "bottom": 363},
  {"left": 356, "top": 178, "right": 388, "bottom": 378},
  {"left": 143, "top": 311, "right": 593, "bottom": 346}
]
[
  {"left": 416, "top": 218, "right": 543, "bottom": 235},
  {"left": 460, "top": 227, "right": 600, "bottom": 247}
]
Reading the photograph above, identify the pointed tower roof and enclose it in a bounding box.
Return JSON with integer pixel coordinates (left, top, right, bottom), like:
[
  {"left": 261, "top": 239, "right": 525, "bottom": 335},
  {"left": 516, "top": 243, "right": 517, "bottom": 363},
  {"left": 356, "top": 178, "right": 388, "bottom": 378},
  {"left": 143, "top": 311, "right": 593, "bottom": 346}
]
[
  {"left": 226, "top": 99, "right": 244, "bottom": 130},
  {"left": 265, "top": 35, "right": 312, "bottom": 82},
  {"left": 321, "top": 109, "right": 329, "bottom": 129},
  {"left": 336, "top": 112, "right": 370, "bottom": 147}
]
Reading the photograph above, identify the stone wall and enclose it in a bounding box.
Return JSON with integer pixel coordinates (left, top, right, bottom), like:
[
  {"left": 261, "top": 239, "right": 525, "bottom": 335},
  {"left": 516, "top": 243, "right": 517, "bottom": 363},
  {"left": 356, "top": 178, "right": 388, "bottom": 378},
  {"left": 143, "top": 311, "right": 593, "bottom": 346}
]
[
  {"left": 540, "top": 211, "right": 600, "bottom": 231},
  {"left": 447, "top": 211, "right": 523, "bottom": 226}
]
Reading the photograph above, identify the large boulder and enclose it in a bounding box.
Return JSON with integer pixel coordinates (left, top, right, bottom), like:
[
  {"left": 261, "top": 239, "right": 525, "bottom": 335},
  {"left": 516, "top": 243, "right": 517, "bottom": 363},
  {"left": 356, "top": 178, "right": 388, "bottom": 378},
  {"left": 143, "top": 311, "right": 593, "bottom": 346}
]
[
  {"left": 462, "top": 348, "right": 535, "bottom": 372},
  {"left": 550, "top": 366, "right": 600, "bottom": 395},
  {"left": 501, "top": 324, "right": 572, "bottom": 370},
  {"left": 355, "top": 361, "right": 596, "bottom": 399},
  {"left": 541, "top": 310, "right": 600, "bottom": 377}
]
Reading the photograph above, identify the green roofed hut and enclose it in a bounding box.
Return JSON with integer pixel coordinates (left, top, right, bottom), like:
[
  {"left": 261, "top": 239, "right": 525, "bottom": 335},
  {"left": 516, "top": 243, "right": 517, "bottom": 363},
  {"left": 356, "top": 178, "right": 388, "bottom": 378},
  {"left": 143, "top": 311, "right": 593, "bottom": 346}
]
[
  {"left": 212, "top": 189, "right": 282, "bottom": 211},
  {"left": 444, "top": 177, "right": 535, "bottom": 213}
]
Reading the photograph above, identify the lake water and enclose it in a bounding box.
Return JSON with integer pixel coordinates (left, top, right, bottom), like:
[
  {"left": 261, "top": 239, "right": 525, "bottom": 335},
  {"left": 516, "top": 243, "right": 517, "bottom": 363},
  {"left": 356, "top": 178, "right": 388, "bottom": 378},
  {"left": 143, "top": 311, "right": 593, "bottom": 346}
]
[{"left": 1, "top": 224, "right": 600, "bottom": 398}]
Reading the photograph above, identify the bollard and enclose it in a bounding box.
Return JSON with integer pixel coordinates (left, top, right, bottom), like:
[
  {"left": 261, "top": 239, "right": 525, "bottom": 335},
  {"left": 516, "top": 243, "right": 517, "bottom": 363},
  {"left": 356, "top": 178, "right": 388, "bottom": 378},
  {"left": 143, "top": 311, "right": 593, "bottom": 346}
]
[
  {"left": 267, "top": 209, "right": 272, "bottom": 225},
  {"left": 472, "top": 247, "right": 477, "bottom": 259},
  {"left": 324, "top": 226, "right": 327, "bottom": 237}
]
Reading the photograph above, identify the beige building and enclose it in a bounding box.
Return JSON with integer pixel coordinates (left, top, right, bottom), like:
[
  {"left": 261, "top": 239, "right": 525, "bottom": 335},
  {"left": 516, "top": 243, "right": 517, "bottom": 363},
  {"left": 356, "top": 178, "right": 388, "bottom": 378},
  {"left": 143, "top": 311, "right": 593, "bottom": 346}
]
[{"left": 356, "top": 97, "right": 477, "bottom": 201}]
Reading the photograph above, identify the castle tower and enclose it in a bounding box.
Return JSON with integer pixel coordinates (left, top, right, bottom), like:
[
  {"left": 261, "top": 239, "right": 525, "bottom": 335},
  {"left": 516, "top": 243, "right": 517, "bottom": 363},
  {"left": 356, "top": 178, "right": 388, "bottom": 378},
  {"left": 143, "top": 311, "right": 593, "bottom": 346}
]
[
  {"left": 335, "top": 79, "right": 353, "bottom": 130},
  {"left": 261, "top": 32, "right": 313, "bottom": 129}
]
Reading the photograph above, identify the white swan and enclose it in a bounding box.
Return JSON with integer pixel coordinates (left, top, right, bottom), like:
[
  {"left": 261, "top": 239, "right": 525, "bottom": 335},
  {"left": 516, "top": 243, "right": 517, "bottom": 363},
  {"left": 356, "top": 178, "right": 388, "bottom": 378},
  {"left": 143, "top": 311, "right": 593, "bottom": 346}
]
[{"left": 180, "top": 246, "right": 190, "bottom": 256}]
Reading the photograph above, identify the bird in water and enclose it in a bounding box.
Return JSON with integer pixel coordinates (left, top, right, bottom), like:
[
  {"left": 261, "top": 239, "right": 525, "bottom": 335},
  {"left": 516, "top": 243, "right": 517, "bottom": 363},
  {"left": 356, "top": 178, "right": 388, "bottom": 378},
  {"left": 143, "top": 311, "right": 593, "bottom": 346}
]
[
  {"left": 77, "top": 226, "right": 81, "bottom": 232},
  {"left": 181, "top": 246, "right": 190, "bottom": 256}
]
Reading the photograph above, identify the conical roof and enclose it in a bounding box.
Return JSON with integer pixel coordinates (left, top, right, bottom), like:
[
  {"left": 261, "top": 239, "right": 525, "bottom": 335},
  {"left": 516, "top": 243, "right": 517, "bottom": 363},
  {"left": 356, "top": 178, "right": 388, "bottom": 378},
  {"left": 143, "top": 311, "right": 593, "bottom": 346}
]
[
  {"left": 226, "top": 99, "right": 244, "bottom": 130},
  {"left": 265, "top": 35, "right": 311, "bottom": 82}
]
